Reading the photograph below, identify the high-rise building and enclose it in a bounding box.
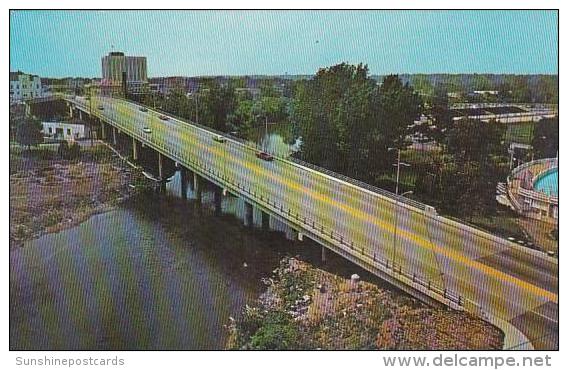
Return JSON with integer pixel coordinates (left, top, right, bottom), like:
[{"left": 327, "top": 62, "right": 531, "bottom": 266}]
[{"left": 101, "top": 51, "right": 148, "bottom": 94}]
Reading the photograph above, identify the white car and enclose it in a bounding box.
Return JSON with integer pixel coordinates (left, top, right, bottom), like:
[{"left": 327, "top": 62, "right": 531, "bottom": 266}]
[{"left": 143, "top": 127, "right": 152, "bottom": 134}]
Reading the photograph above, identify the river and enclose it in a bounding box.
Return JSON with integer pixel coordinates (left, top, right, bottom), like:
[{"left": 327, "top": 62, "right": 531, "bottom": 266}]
[
  {"left": 10, "top": 126, "right": 377, "bottom": 350},
  {"left": 10, "top": 168, "right": 309, "bottom": 350}
]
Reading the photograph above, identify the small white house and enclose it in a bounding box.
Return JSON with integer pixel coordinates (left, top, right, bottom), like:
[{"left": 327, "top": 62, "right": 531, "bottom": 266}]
[{"left": 42, "top": 122, "right": 87, "bottom": 141}]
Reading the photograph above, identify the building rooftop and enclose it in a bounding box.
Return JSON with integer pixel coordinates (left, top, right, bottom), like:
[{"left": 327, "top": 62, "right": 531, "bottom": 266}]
[{"left": 10, "top": 71, "right": 39, "bottom": 80}]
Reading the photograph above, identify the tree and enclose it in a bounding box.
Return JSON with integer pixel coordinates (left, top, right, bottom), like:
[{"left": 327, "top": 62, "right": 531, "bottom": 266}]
[
  {"left": 411, "top": 74, "right": 434, "bottom": 102},
  {"left": 15, "top": 118, "right": 43, "bottom": 150},
  {"left": 415, "top": 118, "right": 508, "bottom": 218},
  {"left": 532, "top": 117, "right": 559, "bottom": 159},
  {"left": 533, "top": 75, "right": 558, "bottom": 104},
  {"left": 293, "top": 64, "right": 422, "bottom": 182},
  {"left": 446, "top": 118, "right": 506, "bottom": 163},
  {"left": 367, "top": 75, "right": 422, "bottom": 177},
  {"left": 504, "top": 75, "right": 531, "bottom": 103},
  {"left": 292, "top": 63, "right": 376, "bottom": 176},
  {"left": 199, "top": 80, "right": 236, "bottom": 131}
]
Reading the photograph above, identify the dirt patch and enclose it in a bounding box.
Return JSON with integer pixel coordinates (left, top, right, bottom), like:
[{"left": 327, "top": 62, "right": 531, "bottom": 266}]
[
  {"left": 227, "top": 257, "right": 504, "bottom": 350},
  {"left": 9, "top": 144, "right": 153, "bottom": 248}
]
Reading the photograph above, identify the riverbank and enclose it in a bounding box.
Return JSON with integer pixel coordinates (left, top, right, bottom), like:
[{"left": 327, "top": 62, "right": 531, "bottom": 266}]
[
  {"left": 9, "top": 143, "right": 154, "bottom": 249},
  {"left": 227, "top": 257, "right": 504, "bottom": 350}
]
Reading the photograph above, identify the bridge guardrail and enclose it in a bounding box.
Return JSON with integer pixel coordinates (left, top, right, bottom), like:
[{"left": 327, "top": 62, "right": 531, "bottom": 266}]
[
  {"left": 97, "top": 95, "right": 432, "bottom": 213},
  {"left": 67, "top": 94, "right": 548, "bottom": 349},
  {"left": 283, "top": 156, "right": 430, "bottom": 212}
]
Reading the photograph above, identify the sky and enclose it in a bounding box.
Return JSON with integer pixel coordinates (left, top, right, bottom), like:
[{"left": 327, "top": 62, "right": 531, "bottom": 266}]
[{"left": 9, "top": 10, "right": 558, "bottom": 78}]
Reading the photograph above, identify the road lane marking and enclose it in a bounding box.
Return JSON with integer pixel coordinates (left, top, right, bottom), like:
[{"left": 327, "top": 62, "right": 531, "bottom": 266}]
[{"left": 95, "top": 98, "right": 559, "bottom": 304}]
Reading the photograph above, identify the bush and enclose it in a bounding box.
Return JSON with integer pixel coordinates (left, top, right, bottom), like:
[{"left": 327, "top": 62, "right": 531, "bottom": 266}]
[
  {"left": 58, "top": 141, "right": 81, "bottom": 160},
  {"left": 248, "top": 311, "right": 299, "bottom": 350}
]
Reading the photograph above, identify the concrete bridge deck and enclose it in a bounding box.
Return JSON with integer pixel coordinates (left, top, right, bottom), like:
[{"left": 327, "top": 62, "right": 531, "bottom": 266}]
[{"left": 64, "top": 95, "right": 558, "bottom": 350}]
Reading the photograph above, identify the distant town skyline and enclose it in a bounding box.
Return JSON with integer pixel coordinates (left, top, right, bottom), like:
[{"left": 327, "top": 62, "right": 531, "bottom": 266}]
[{"left": 10, "top": 10, "right": 558, "bottom": 78}]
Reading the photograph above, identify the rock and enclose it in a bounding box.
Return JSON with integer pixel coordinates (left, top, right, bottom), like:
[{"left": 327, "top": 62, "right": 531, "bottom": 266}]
[
  {"left": 351, "top": 273, "right": 360, "bottom": 283},
  {"left": 243, "top": 262, "right": 248, "bottom": 268}
]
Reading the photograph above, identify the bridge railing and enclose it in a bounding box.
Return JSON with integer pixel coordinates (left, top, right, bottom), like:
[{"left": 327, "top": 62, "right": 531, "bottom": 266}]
[
  {"left": 91, "top": 95, "right": 433, "bottom": 213},
  {"left": 193, "top": 154, "right": 465, "bottom": 310},
  {"left": 282, "top": 156, "right": 430, "bottom": 212},
  {"left": 68, "top": 94, "right": 545, "bottom": 349}
]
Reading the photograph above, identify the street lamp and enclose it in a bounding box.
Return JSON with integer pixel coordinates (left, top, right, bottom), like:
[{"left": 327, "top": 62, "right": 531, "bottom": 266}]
[
  {"left": 388, "top": 147, "right": 411, "bottom": 196},
  {"left": 388, "top": 147, "right": 411, "bottom": 272},
  {"left": 255, "top": 114, "right": 269, "bottom": 152},
  {"left": 189, "top": 90, "right": 199, "bottom": 124}
]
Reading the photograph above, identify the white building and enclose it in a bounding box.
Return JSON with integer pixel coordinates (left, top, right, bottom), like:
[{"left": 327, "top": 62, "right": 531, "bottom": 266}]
[
  {"left": 42, "top": 121, "right": 87, "bottom": 141},
  {"left": 10, "top": 71, "right": 43, "bottom": 102},
  {"left": 101, "top": 51, "right": 148, "bottom": 93}
]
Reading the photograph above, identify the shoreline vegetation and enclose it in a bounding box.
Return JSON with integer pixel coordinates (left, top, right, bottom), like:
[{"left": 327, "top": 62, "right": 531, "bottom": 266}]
[
  {"left": 9, "top": 143, "right": 154, "bottom": 249},
  {"left": 227, "top": 257, "right": 504, "bottom": 350}
]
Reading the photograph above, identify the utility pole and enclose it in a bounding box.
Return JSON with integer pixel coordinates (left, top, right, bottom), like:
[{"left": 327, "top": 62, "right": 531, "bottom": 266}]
[{"left": 89, "top": 85, "right": 94, "bottom": 146}]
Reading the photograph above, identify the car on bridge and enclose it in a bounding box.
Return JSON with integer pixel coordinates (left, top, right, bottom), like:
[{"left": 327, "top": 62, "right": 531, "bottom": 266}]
[
  {"left": 213, "top": 135, "right": 226, "bottom": 143},
  {"left": 256, "top": 151, "right": 274, "bottom": 161},
  {"left": 143, "top": 127, "right": 152, "bottom": 134},
  {"left": 159, "top": 115, "right": 169, "bottom": 121},
  {"left": 97, "top": 104, "right": 104, "bottom": 110},
  {"left": 139, "top": 106, "right": 148, "bottom": 112}
]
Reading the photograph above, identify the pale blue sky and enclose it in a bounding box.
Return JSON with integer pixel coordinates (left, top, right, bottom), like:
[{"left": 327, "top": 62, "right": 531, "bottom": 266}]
[{"left": 10, "top": 10, "right": 558, "bottom": 78}]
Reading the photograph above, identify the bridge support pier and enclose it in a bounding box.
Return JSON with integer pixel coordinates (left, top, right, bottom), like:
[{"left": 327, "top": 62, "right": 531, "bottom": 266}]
[
  {"left": 132, "top": 138, "right": 139, "bottom": 161},
  {"left": 112, "top": 127, "right": 117, "bottom": 146},
  {"left": 69, "top": 105, "right": 73, "bottom": 118},
  {"left": 158, "top": 152, "right": 166, "bottom": 193},
  {"left": 244, "top": 202, "right": 254, "bottom": 227},
  {"left": 321, "top": 246, "right": 327, "bottom": 263},
  {"left": 261, "top": 211, "right": 270, "bottom": 231},
  {"left": 193, "top": 172, "right": 202, "bottom": 202},
  {"left": 101, "top": 122, "right": 106, "bottom": 140},
  {"left": 78, "top": 110, "right": 83, "bottom": 121},
  {"left": 214, "top": 186, "right": 223, "bottom": 216},
  {"left": 179, "top": 167, "right": 188, "bottom": 200}
]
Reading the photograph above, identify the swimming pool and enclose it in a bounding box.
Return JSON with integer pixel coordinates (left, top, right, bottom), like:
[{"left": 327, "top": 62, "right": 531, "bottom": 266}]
[{"left": 534, "top": 168, "right": 558, "bottom": 197}]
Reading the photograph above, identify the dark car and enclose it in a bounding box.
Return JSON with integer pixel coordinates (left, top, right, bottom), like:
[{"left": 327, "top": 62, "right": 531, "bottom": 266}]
[
  {"left": 139, "top": 106, "right": 148, "bottom": 112},
  {"left": 256, "top": 152, "right": 274, "bottom": 161},
  {"left": 97, "top": 105, "right": 104, "bottom": 110},
  {"left": 159, "top": 115, "right": 169, "bottom": 121}
]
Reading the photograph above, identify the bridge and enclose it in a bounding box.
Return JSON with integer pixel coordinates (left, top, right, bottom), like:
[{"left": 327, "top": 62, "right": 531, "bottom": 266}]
[{"left": 58, "top": 95, "right": 557, "bottom": 350}]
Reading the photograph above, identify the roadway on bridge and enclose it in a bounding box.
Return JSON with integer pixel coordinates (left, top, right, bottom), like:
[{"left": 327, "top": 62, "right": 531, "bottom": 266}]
[{"left": 74, "top": 96, "right": 558, "bottom": 349}]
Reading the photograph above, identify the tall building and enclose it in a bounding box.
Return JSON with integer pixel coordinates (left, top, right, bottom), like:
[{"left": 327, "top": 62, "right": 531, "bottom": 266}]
[
  {"left": 101, "top": 51, "right": 148, "bottom": 94},
  {"left": 9, "top": 71, "right": 43, "bottom": 102}
]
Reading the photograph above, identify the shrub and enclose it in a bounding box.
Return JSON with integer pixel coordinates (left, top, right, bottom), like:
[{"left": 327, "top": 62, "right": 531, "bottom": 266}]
[
  {"left": 58, "top": 141, "right": 81, "bottom": 160},
  {"left": 248, "top": 311, "right": 299, "bottom": 350}
]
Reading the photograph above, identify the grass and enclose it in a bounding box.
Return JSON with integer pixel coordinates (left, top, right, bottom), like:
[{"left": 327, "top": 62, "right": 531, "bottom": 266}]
[{"left": 505, "top": 122, "right": 535, "bottom": 145}]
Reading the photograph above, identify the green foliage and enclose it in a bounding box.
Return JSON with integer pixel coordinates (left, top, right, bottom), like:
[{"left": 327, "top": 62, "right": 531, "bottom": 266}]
[
  {"left": 413, "top": 119, "right": 509, "bottom": 217},
  {"left": 532, "top": 117, "right": 558, "bottom": 159},
  {"left": 293, "top": 63, "right": 422, "bottom": 181},
  {"left": 411, "top": 74, "right": 434, "bottom": 101},
  {"left": 198, "top": 80, "right": 236, "bottom": 131},
  {"left": 446, "top": 119, "right": 506, "bottom": 162},
  {"left": 15, "top": 118, "right": 44, "bottom": 149},
  {"left": 428, "top": 86, "right": 451, "bottom": 145},
  {"left": 248, "top": 311, "right": 299, "bottom": 350}
]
